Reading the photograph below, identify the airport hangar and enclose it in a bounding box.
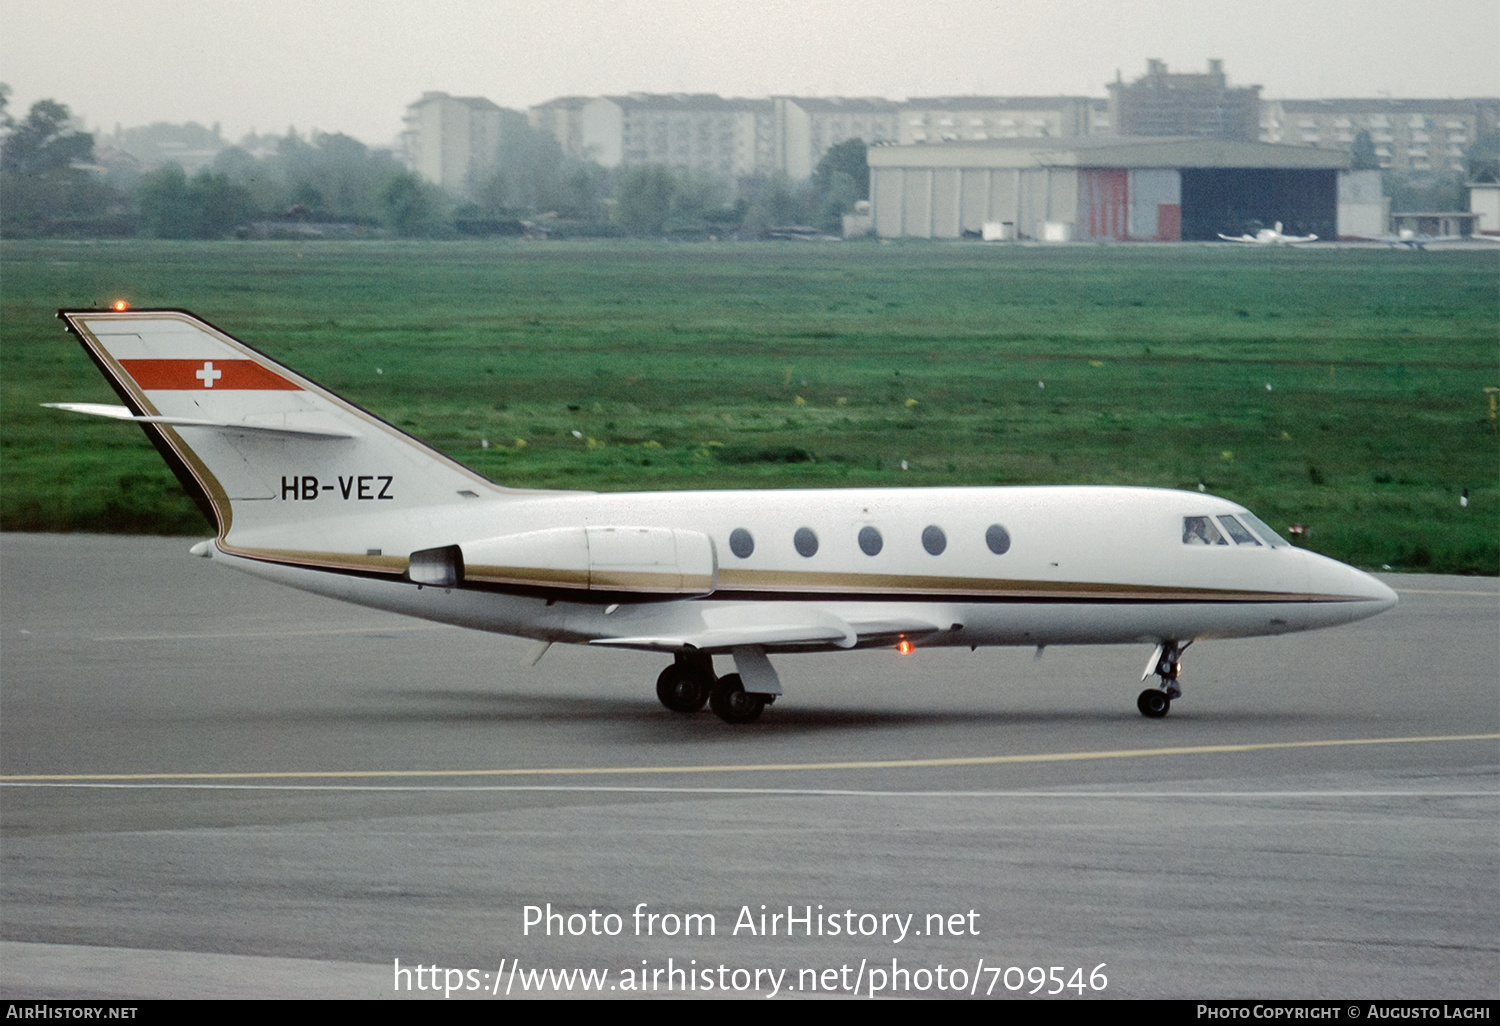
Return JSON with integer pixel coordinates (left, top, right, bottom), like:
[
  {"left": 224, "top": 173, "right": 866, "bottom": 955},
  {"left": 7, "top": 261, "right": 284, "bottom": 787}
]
[{"left": 867, "top": 136, "right": 1370, "bottom": 241}]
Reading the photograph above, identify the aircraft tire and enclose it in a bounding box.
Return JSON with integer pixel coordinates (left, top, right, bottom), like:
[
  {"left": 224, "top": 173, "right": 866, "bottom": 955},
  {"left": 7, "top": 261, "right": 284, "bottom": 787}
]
[
  {"left": 656, "top": 664, "right": 709, "bottom": 713},
  {"left": 709, "top": 673, "right": 765, "bottom": 724},
  {"left": 1137, "top": 689, "right": 1171, "bottom": 718}
]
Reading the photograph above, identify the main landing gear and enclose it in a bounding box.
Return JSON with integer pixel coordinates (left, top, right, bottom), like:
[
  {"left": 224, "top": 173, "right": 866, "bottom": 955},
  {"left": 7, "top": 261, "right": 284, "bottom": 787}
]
[
  {"left": 655, "top": 652, "right": 713, "bottom": 712},
  {"left": 1137, "top": 640, "right": 1190, "bottom": 719},
  {"left": 707, "top": 673, "right": 766, "bottom": 724},
  {"left": 655, "top": 653, "right": 770, "bottom": 724}
]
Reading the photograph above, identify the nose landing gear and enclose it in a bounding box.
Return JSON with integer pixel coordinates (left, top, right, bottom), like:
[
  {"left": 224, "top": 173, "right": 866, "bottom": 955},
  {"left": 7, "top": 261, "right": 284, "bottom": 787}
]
[
  {"left": 1137, "top": 640, "right": 1190, "bottom": 718},
  {"left": 1136, "top": 688, "right": 1171, "bottom": 718}
]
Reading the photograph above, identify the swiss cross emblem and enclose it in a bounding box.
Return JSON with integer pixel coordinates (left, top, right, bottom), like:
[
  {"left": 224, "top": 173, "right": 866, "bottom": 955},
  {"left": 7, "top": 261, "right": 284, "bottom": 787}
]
[{"left": 196, "top": 361, "right": 223, "bottom": 388}]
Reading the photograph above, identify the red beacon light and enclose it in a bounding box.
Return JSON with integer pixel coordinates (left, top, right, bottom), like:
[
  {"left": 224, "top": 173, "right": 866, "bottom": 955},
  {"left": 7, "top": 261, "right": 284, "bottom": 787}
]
[{"left": 112, "top": 300, "right": 129, "bottom": 311}]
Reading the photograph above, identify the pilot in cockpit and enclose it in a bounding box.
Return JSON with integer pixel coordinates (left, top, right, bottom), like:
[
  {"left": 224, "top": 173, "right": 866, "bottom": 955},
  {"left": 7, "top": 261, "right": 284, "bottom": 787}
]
[{"left": 1183, "top": 516, "right": 1225, "bottom": 545}]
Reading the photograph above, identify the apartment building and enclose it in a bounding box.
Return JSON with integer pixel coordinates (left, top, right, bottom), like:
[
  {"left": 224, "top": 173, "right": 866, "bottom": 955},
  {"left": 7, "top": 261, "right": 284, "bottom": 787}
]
[
  {"left": 1260, "top": 98, "right": 1499, "bottom": 173},
  {"left": 401, "top": 92, "right": 510, "bottom": 198}
]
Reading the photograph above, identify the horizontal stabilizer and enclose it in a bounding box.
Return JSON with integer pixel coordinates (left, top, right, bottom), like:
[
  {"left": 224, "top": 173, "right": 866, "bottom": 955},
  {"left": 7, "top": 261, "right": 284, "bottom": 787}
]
[{"left": 43, "top": 403, "right": 358, "bottom": 439}]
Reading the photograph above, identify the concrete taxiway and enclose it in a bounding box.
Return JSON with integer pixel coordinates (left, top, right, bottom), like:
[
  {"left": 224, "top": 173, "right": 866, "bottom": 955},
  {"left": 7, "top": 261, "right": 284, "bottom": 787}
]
[{"left": 2, "top": 534, "right": 1496, "bottom": 999}]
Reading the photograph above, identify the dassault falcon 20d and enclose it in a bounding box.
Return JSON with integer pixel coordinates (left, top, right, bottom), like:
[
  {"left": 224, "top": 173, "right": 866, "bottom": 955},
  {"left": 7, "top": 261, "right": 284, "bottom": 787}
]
[{"left": 48, "top": 308, "right": 1396, "bottom": 723}]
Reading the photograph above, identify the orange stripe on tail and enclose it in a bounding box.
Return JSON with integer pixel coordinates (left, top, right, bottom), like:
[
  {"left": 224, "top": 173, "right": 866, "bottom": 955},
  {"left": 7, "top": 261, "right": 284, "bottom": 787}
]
[{"left": 119, "top": 359, "right": 301, "bottom": 391}]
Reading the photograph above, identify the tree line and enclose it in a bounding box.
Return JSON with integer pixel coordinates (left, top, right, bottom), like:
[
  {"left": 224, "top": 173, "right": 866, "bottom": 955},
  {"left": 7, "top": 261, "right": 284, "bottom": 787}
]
[
  {"left": 1, "top": 88, "right": 464, "bottom": 239},
  {"left": 0, "top": 88, "right": 870, "bottom": 240}
]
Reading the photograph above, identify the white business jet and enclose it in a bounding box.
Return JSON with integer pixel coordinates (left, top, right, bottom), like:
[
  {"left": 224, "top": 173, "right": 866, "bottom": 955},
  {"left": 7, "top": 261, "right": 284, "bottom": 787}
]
[
  {"left": 1217, "top": 222, "right": 1318, "bottom": 245},
  {"left": 47, "top": 309, "right": 1396, "bottom": 723}
]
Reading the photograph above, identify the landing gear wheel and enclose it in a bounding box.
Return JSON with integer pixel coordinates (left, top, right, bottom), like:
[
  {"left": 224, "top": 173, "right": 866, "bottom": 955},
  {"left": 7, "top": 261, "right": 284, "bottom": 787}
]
[
  {"left": 656, "top": 664, "right": 709, "bottom": 713},
  {"left": 709, "top": 673, "right": 765, "bottom": 724},
  {"left": 1137, "top": 688, "right": 1171, "bottom": 718}
]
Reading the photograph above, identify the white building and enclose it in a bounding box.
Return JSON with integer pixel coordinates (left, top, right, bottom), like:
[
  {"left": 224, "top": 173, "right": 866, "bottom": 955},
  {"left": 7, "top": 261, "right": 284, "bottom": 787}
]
[
  {"left": 531, "top": 93, "right": 896, "bottom": 180},
  {"left": 772, "top": 97, "right": 899, "bottom": 179},
  {"left": 1468, "top": 182, "right": 1500, "bottom": 234},
  {"left": 899, "top": 96, "right": 1104, "bottom": 145},
  {"left": 531, "top": 94, "right": 769, "bottom": 178},
  {"left": 402, "top": 92, "right": 508, "bottom": 198}
]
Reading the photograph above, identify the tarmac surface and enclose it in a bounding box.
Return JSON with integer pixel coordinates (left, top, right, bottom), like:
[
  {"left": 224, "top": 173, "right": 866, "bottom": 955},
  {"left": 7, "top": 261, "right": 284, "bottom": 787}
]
[{"left": 2, "top": 533, "right": 1496, "bottom": 999}]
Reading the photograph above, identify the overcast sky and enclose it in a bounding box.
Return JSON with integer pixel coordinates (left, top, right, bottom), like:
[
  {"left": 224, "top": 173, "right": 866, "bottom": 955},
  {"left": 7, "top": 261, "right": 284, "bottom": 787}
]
[{"left": 4, "top": 0, "right": 1497, "bottom": 146}]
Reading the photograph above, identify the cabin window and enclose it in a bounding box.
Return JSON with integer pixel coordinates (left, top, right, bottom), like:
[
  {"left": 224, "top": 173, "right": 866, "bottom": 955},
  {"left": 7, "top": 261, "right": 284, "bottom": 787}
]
[
  {"left": 1217, "top": 515, "right": 1261, "bottom": 546},
  {"left": 793, "top": 527, "right": 819, "bottom": 557},
  {"left": 729, "top": 528, "right": 754, "bottom": 559},
  {"left": 858, "top": 525, "right": 883, "bottom": 556},
  {"left": 922, "top": 525, "right": 947, "bottom": 555},
  {"left": 985, "top": 523, "right": 1011, "bottom": 555},
  {"left": 1183, "top": 516, "right": 1228, "bottom": 545}
]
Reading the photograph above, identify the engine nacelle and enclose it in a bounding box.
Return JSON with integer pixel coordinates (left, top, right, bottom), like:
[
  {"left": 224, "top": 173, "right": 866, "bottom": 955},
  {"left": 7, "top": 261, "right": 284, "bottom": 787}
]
[{"left": 423, "top": 526, "right": 718, "bottom": 595}]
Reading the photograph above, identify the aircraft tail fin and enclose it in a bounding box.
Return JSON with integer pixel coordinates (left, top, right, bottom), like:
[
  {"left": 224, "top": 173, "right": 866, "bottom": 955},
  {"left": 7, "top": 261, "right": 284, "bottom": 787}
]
[{"left": 54, "top": 309, "right": 525, "bottom": 546}]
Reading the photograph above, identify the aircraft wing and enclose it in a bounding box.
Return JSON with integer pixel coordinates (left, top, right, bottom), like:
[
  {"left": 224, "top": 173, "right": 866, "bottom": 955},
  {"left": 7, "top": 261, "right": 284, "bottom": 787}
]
[
  {"left": 1217, "top": 233, "right": 1256, "bottom": 243},
  {"left": 590, "top": 612, "right": 945, "bottom": 652},
  {"left": 1382, "top": 234, "right": 1496, "bottom": 248}
]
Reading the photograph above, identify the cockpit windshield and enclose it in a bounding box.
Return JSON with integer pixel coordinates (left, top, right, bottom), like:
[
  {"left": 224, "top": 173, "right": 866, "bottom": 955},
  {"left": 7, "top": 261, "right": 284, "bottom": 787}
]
[
  {"left": 1182, "top": 516, "right": 1227, "bottom": 545},
  {"left": 1183, "top": 513, "right": 1290, "bottom": 548},
  {"left": 1217, "top": 515, "right": 1261, "bottom": 546},
  {"left": 1236, "top": 512, "right": 1291, "bottom": 548}
]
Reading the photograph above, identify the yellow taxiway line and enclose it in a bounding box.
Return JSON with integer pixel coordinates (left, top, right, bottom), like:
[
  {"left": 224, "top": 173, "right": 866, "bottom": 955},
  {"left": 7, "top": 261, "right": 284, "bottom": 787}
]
[{"left": 2, "top": 733, "right": 1495, "bottom": 783}]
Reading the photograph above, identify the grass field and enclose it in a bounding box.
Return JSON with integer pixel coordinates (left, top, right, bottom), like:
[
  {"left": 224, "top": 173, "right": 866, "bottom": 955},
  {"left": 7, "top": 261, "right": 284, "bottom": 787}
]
[{"left": 2, "top": 239, "right": 1496, "bottom": 573}]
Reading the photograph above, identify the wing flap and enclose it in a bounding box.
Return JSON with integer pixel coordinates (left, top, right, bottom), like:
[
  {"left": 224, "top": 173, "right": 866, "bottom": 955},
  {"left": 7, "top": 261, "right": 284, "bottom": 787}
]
[
  {"left": 589, "top": 613, "right": 946, "bottom": 653},
  {"left": 844, "top": 617, "right": 946, "bottom": 644},
  {"left": 589, "top": 623, "right": 851, "bottom": 652}
]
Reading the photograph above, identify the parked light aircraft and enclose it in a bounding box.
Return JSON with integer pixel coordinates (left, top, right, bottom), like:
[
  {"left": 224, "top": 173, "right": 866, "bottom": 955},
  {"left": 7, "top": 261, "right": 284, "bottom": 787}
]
[
  {"left": 48, "top": 309, "right": 1397, "bottom": 723},
  {"left": 1367, "top": 228, "right": 1500, "bottom": 250},
  {"left": 1217, "top": 222, "right": 1318, "bottom": 245}
]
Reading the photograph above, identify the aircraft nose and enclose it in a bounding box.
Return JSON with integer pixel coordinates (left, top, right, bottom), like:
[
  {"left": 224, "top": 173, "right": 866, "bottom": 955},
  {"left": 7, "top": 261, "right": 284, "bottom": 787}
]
[
  {"left": 1345, "top": 566, "right": 1398, "bottom": 610},
  {"left": 1364, "top": 571, "right": 1398, "bottom": 610},
  {"left": 1304, "top": 552, "right": 1398, "bottom": 621}
]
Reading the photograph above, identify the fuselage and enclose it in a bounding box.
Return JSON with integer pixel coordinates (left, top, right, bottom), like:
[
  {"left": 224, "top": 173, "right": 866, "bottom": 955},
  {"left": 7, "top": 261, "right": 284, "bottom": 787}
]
[{"left": 215, "top": 484, "right": 1397, "bottom": 655}]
